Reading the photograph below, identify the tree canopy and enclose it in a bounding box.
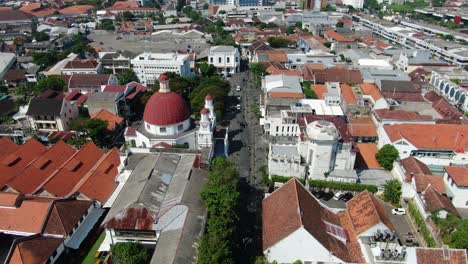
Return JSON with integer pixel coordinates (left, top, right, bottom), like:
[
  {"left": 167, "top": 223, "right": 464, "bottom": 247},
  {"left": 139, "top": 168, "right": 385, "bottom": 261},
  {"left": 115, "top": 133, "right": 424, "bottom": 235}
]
[
  {"left": 197, "top": 158, "right": 239, "bottom": 264},
  {"left": 189, "top": 77, "right": 230, "bottom": 118},
  {"left": 376, "top": 144, "right": 399, "bottom": 170},
  {"left": 383, "top": 179, "right": 402, "bottom": 206},
  {"left": 267, "top": 37, "right": 295, "bottom": 48},
  {"left": 111, "top": 242, "right": 148, "bottom": 264},
  {"left": 70, "top": 118, "right": 109, "bottom": 147},
  {"left": 35, "top": 76, "right": 67, "bottom": 94},
  {"left": 118, "top": 69, "right": 139, "bottom": 85}
]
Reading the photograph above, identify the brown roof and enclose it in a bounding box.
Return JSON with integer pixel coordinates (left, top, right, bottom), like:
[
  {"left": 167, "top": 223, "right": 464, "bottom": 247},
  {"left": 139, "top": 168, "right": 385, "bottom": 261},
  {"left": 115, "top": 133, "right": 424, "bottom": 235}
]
[
  {"left": 43, "top": 199, "right": 92, "bottom": 236},
  {"left": 90, "top": 109, "right": 123, "bottom": 130},
  {"left": 7, "top": 141, "right": 76, "bottom": 195},
  {"left": 340, "top": 84, "right": 358, "bottom": 105},
  {"left": 0, "top": 10, "right": 34, "bottom": 21},
  {"left": 432, "top": 98, "right": 463, "bottom": 121},
  {"left": 356, "top": 143, "right": 381, "bottom": 169},
  {"left": 381, "top": 91, "right": 426, "bottom": 102},
  {"left": 104, "top": 207, "right": 155, "bottom": 230},
  {"left": 263, "top": 179, "right": 363, "bottom": 263},
  {"left": 0, "top": 139, "right": 47, "bottom": 189},
  {"left": 311, "top": 84, "right": 327, "bottom": 99},
  {"left": 345, "top": 191, "right": 394, "bottom": 235},
  {"left": 422, "top": 185, "right": 459, "bottom": 217},
  {"left": 347, "top": 116, "right": 377, "bottom": 138},
  {"left": 445, "top": 166, "right": 468, "bottom": 187},
  {"left": 374, "top": 109, "right": 433, "bottom": 121},
  {"left": 256, "top": 50, "right": 288, "bottom": 63},
  {"left": 306, "top": 67, "right": 362, "bottom": 84},
  {"left": 359, "top": 83, "right": 383, "bottom": 101},
  {"left": 384, "top": 124, "right": 468, "bottom": 151},
  {"left": 0, "top": 196, "right": 53, "bottom": 234},
  {"left": 64, "top": 59, "right": 99, "bottom": 69},
  {"left": 58, "top": 5, "right": 93, "bottom": 14},
  {"left": 268, "top": 92, "right": 304, "bottom": 99},
  {"left": 300, "top": 115, "right": 352, "bottom": 143},
  {"left": 414, "top": 174, "right": 446, "bottom": 194},
  {"left": 416, "top": 248, "right": 467, "bottom": 264},
  {"left": 67, "top": 74, "right": 112, "bottom": 90},
  {"left": 401, "top": 157, "right": 432, "bottom": 176},
  {"left": 3, "top": 70, "right": 26, "bottom": 81},
  {"left": 0, "top": 192, "right": 22, "bottom": 207},
  {"left": 0, "top": 137, "right": 19, "bottom": 159},
  {"left": 8, "top": 236, "right": 64, "bottom": 264}
]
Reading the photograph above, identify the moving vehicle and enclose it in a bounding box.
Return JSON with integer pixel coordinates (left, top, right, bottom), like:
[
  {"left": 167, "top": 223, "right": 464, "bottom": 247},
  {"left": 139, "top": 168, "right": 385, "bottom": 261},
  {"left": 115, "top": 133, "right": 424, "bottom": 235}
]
[
  {"left": 392, "top": 208, "right": 406, "bottom": 215},
  {"left": 333, "top": 191, "right": 344, "bottom": 200}
]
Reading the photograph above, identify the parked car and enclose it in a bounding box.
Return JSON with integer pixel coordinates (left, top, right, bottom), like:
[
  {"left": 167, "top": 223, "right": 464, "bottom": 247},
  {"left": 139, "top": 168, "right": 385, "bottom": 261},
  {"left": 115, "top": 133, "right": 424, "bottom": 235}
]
[
  {"left": 340, "top": 192, "right": 353, "bottom": 202},
  {"left": 392, "top": 208, "right": 406, "bottom": 215},
  {"left": 333, "top": 191, "right": 344, "bottom": 200},
  {"left": 322, "top": 192, "right": 334, "bottom": 201},
  {"left": 314, "top": 191, "right": 325, "bottom": 199},
  {"left": 236, "top": 85, "right": 241, "bottom": 92},
  {"left": 236, "top": 104, "right": 241, "bottom": 110}
]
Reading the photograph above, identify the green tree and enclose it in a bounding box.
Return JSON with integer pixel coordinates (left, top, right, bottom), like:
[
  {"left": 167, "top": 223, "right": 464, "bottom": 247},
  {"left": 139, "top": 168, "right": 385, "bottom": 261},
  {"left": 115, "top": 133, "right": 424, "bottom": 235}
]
[
  {"left": 33, "top": 31, "right": 50, "bottom": 41},
  {"left": 203, "top": 2, "right": 209, "bottom": 9},
  {"left": 118, "top": 69, "right": 139, "bottom": 84},
  {"left": 111, "top": 242, "right": 148, "bottom": 264},
  {"left": 189, "top": 76, "right": 230, "bottom": 117},
  {"left": 383, "top": 179, "right": 402, "bottom": 206},
  {"left": 295, "top": 22, "right": 302, "bottom": 28},
  {"left": 198, "top": 62, "right": 217, "bottom": 77},
  {"left": 176, "top": 0, "right": 185, "bottom": 11},
  {"left": 376, "top": 144, "right": 399, "bottom": 170},
  {"left": 35, "top": 76, "right": 67, "bottom": 94},
  {"left": 336, "top": 21, "right": 344, "bottom": 27},
  {"left": 32, "top": 51, "right": 62, "bottom": 68},
  {"left": 68, "top": 135, "right": 88, "bottom": 148},
  {"left": 122, "top": 11, "right": 135, "bottom": 21},
  {"left": 70, "top": 118, "right": 109, "bottom": 147}
]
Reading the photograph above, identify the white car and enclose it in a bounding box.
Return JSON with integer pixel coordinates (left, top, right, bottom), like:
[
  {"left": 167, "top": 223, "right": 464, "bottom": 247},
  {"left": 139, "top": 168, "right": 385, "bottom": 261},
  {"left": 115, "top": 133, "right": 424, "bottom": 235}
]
[
  {"left": 236, "top": 85, "right": 241, "bottom": 92},
  {"left": 236, "top": 104, "right": 241, "bottom": 110},
  {"left": 333, "top": 192, "right": 343, "bottom": 201},
  {"left": 392, "top": 208, "right": 406, "bottom": 215}
]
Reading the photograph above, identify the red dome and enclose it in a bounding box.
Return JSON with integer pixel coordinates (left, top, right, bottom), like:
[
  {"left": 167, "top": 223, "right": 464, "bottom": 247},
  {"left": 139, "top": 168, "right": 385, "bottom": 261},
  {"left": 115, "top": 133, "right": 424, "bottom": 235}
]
[
  {"left": 205, "top": 94, "right": 213, "bottom": 100},
  {"left": 200, "top": 108, "right": 210, "bottom": 115},
  {"left": 144, "top": 92, "right": 190, "bottom": 126},
  {"left": 159, "top": 74, "right": 168, "bottom": 82}
]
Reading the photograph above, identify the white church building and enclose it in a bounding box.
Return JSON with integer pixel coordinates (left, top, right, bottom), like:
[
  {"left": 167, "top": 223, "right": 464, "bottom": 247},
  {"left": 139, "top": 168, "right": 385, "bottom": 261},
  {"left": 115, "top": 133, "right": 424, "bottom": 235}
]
[{"left": 124, "top": 74, "right": 227, "bottom": 154}]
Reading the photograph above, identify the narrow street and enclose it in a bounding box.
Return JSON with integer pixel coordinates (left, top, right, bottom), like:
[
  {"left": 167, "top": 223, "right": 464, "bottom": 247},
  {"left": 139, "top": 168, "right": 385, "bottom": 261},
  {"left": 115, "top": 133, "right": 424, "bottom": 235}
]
[{"left": 223, "top": 69, "right": 266, "bottom": 263}]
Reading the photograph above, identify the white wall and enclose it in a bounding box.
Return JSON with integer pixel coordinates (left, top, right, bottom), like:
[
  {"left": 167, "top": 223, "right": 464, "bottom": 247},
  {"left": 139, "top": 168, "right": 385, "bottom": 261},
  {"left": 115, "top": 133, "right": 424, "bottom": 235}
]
[
  {"left": 265, "top": 227, "right": 344, "bottom": 263},
  {"left": 444, "top": 172, "right": 468, "bottom": 208}
]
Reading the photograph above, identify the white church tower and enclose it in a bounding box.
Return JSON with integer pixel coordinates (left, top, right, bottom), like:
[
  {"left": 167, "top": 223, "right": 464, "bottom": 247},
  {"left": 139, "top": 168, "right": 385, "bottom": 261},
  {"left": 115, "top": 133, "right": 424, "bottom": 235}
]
[{"left": 197, "top": 95, "right": 215, "bottom": 149}]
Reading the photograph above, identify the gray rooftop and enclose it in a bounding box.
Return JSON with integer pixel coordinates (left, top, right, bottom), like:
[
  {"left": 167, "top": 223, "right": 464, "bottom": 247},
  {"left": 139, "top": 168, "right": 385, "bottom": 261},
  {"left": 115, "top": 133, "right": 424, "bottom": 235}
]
[{"left": 209, "top": 45, "right": 237, "bottom": 53}]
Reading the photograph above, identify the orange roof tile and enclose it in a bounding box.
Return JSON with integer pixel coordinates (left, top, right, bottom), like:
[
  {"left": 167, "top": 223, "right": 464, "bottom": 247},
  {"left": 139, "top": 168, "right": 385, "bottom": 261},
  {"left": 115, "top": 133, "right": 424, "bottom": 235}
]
[
  {"left": 0, "top": 192, "right": 22, "bottom": 207},
  {"left": 0, "top": 137, "right": 19, "bottom": 159},
  {"left": 38, "top": 142, "right": 104, "bottom": 197},
  {"left": 384, "top": 124, "right": 468, "bottom": 151},
  {"left": 256, "top": 50, "right": 288, "bottom": 63},
  {"left": 58, "top": 5, "right": 93, "bottom": 14},
  {"left": 416, "top": 247, "right": 467, "bottom": 264},
  {"left": 345, "top": 191, "right": 394, "bottom": 235},
  {"left": 422, "top": 185, "right": 459, "bottom": 217},
  {"left": 8, "top": 236, "right": 64, "bottom": 264},
  {"left": 356, "top": 143, "right": 381, "bottom": 169},
  {"left": 348, "top": 117, "right": 377, "bottom": 138},
  {"left": 7, "top": 141, "right": 76, "bottom": 195},
  {"left": 0, "top": 196, "right": 53, "bottom": 234},
  {"left": 31, "top": 8, "right": 57, "bottom": 17},
  {"left": 73, "top": 148, "right": 120, "bottom": 204},
  {"left": 360, "top": 83, "right": 382, "bottom": 101},
  {"left": 268, "top": 92, "right": 304, "bottom": 99},
  {"left": 324, "top": 30, "right": 353, "bottom": 42},
  {"left": 0, "top": 139, "right": 47, "bottom": 189},
  {"left": 91, "top": 109, "right": 124, "bottom": 131},
  {"left": 19, "top": 3, "right": 41, "bottom": 13},
  {"left": 311, "top": 84, "right": 327, "bottom": 99},
  {"left": 414, "top": 174, "right": 446, "bottom": 193},
  {"left": 110, "top": 1, "right": 139, "bottom": 9},
  {"left": 340, "top": 84, "right": 358, "bottom": 105},
  {"left": 445, "top": 166, "right": 468, "bottom": 187}
]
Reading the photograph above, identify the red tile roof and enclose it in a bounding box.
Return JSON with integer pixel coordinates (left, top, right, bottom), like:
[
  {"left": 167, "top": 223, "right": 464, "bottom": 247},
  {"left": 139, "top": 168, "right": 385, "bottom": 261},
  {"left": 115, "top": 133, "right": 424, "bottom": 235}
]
[
  {"left": 90, "top": 109, "right": 123, "bottom": 131},
  {"left": 381, "top": 91, "right": 426, "bottom": 102},
  {"left": 445, "top": 166, "right": 468, "bottom": 187},
  {"left": 64, "top": 59, "right": 98, "bottom": 69},
  {"left": 416, "top": 248, "right": 467, "bottom": 264},
  {"left": 414, "top": 174, "right": 446, "bottom": 194},
  {"left": 0, "top": 137, "right": 19, "bottom": 159},
  {"left": 345, "top": 191, "right": 394, "bottom": 235},
  {"left": 0, "top": 196, "right": 53, "bottom": 234},
  {"left": 347, "top": 116, "right": 377, "bottom": 138},
  {"left": 0, "top": 192, "right": 22, "bottom": 207},
  {"left": 58, "top": 5, "right": 93, "bottom": 14},
  {"left": 359, "top": 83, "right": 383, "bottom": 101},
  {"left": 0, "top": 139, "right": 47, "bottom": 189},
  {"left": 8, "top": 236, "right": 64, "bottom": 264},
  {"left": 340, "top": 84, "right": 358, "bottom": 105},
  {"left": 263, "top": 179, "right": 361, "bottom": 262},
  {"left": 324, "top": 30, "right": 353, "bottom": 42},
  {"left": 268, "top": 92, "right": 304, "bottom": 99},
  {"left": 104, "top": 207, "right": 155, "bottom": 230},
  {"left": 384, "top": 124, "right": 468, "bottom": 151},
  {"left": 356, "top": 143, "right": 381, "bottom": 169},
  {"left": 311, "top": 84, "right": 327, "bottom": 99},
  {"left": 256, "top": 50, "right": 288, "bottom": 63},
  {"left": 74, "top": 148, "right": 120, "bottom": 204},
  {"left": 38, "top": 142, "right": 104, "bottom": 197},
  {"left": 7, "top": 141, "right": 76, "bottom": 194}
]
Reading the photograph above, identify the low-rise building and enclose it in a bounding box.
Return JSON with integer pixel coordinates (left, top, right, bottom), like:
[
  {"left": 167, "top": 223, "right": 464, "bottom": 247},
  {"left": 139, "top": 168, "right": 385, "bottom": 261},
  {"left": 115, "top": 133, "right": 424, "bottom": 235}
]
[
  {"left": 0, "top": 10, "right": 34, "bottom": 37},
  {"left": 131, "top": 53, "right": 191, "bottom": 86},
  {"left": 61, "top": 59, "right": 103, "bottom": 75},
  {"left": 100, "top": 50, "right": 136, "bottom": 73},
  {"left": 26, "top": 90, "right": 79, "bottom": 132},
  {"left": 208, "top": 46, "right": 240, "bottom": 76},
  {"left": 444, "top": 166, "right": 468, "bottom": 209}
]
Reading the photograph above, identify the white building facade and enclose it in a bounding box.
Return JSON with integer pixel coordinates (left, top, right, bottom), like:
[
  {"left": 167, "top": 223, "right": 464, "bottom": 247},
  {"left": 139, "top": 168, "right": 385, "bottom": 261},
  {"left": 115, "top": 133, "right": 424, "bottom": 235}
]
[
  {"left": 208, "top": 46, "right": 240, "bottom": 76},
  {"left": 131, "top": 53, "right": 191, "bottom": 86}
]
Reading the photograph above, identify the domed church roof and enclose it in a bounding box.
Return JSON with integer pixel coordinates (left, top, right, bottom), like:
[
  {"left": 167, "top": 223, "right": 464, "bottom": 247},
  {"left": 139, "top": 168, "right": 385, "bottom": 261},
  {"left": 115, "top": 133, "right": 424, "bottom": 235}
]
[{"left": 143, "top": 92, "right": 190, "bottom": 126}]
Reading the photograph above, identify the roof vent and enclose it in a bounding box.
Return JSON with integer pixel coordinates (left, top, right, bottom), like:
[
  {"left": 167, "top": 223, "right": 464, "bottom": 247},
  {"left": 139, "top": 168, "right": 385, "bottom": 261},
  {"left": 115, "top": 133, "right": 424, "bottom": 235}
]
[{"left": 443, "top": 245, "right": 450, "bottom": 261}]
